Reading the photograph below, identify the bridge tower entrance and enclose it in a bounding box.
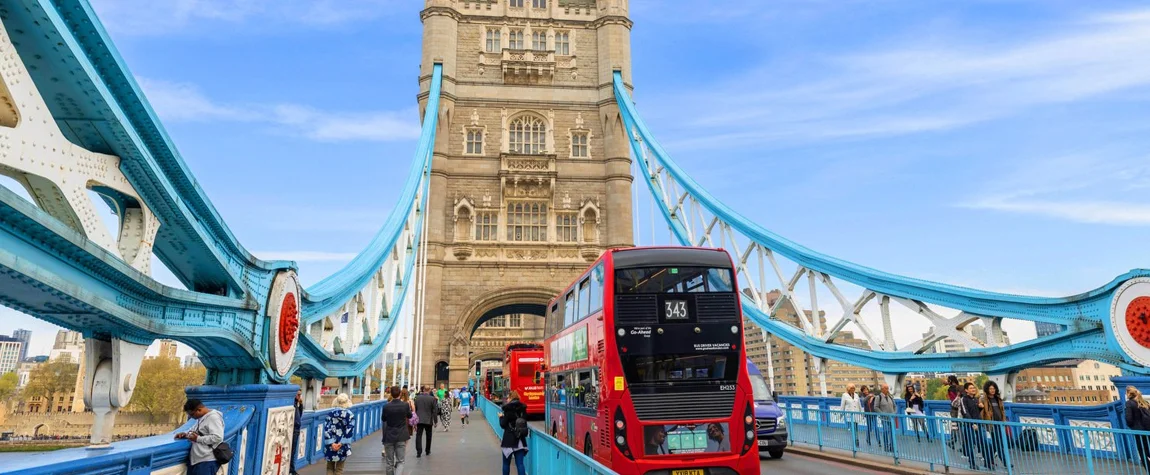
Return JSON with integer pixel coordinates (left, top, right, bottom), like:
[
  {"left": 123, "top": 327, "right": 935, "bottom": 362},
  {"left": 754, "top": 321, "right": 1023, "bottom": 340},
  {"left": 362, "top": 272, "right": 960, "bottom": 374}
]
[{"left": 417, "top": 0, "right": 634, "bottom": 387}]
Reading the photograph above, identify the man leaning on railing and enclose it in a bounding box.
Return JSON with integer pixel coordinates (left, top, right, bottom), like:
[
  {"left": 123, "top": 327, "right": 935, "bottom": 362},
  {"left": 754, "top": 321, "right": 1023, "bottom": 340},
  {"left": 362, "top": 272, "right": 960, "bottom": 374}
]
[{"left": 176, "top": 399, "right": 225, "bottom": 475}]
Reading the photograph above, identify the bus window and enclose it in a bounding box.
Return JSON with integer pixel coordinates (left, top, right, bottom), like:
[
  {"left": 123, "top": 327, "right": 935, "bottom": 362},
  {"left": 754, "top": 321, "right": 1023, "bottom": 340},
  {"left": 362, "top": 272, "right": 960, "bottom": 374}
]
[
  {"left": 588, "top": 264, "right": 604, "bottom": 314},
  {"left": 575, "top": 370, "right": 595, "bottom": 409},
  {"left": 616, "top": 266, "right": 735, "bottom": 294},
  {"left": 549, "top": 302, "right": 560, "bottom": 336},
  {"left": 578, "top": 278, "right": 591, "bottom": 321},
  {"left": 564, "top": 292, "right": 576, "bottom": 327}
]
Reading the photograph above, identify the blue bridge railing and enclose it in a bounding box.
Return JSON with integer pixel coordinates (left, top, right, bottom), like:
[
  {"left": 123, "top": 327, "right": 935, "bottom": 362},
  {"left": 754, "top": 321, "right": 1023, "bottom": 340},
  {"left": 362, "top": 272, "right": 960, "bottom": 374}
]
[
  {"left": 5, "top": 392, "right": 385, "bottom": 475},
  {"left": 477, "top": 396, "right": 617, "bottom": 475},
  {"left": 779, "top": 397, "right": 1150, "bottom": 474}
]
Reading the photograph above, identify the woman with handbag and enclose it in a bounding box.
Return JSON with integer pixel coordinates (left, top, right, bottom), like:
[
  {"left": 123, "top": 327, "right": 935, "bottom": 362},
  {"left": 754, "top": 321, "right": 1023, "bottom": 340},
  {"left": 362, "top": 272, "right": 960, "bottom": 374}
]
[{"left": 323, "top": 393, "right": 356, "bottom": 475}]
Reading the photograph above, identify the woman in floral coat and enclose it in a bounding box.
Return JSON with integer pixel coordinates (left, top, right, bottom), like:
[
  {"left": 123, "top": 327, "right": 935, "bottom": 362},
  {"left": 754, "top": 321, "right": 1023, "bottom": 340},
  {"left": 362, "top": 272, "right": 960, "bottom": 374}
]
[{"left": 324, "top": 393, "right": 356, "bottom": 475}]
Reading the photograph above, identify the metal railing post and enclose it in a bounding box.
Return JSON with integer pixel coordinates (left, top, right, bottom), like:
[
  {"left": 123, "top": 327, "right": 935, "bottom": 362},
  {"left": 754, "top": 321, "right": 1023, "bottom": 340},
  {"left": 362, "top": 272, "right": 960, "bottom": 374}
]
[
  {"left": 850, "top": 413, "right": 859, "bottom": 456},
  {"left": 1082, "top": 427, "right": 1095, "bottom": 474},
  {"left": 1000, "top": 423, "right": 1014, "bottom": 475},
  {"left": 939, "top": 415, "right": 951, "bottom": 472},
  {"left": 816, "top": 410, "right": 824, "bottom": 450},
  {"left": 890, "top": 415, "right": 900, "bottom": 465}
]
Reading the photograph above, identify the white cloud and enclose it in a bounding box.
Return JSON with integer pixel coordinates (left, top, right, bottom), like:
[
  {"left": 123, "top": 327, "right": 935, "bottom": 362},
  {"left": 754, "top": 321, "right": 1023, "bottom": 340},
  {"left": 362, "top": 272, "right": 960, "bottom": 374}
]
[
  {"left": 137, "top": 79, "right": 420, "bottom": 143},
  {"left": 89, "top": 0, "right": 399, "bottom": 35},
  {"left": 966, "top": 199, "right": 1150, "bottom": 226},
  {"left": 255, "top": 251, "right": 358, "bottom": 262},
  {"left": 653, "top": 8, "right": 1150, "bottom": 149}
]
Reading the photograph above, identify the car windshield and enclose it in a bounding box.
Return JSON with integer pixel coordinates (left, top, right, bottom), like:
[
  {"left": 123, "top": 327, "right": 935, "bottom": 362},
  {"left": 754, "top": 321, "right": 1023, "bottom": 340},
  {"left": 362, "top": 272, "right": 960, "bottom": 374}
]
[{"left": 749, "top": 373, "right": 772, "bottom": 402}]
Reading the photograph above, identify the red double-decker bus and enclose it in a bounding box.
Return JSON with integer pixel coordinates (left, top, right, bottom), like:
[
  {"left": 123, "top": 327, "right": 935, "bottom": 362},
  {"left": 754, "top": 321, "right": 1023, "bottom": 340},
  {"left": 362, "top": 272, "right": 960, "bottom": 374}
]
[
  {"left": 543, "top": 247, "right": 760, "bottom": 475},
  {"left": 501, "top": 343, "right": 546, "bottom": 416},
  {"left": 483, "top": 368, "right": 504, "bottom": 404}
]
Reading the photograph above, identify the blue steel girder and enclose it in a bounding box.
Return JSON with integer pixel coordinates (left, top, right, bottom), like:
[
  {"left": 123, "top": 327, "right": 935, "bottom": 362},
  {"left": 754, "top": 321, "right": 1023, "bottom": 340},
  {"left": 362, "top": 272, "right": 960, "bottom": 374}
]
[
  {"left": 612, "top": 72, "right": 1150, "bottom": 376},
  {"left": 0, "top": 0, "right": 446, "bottom": 383},
  {"left": 2, "top": 0, "right": 290, "bottom": 296}
]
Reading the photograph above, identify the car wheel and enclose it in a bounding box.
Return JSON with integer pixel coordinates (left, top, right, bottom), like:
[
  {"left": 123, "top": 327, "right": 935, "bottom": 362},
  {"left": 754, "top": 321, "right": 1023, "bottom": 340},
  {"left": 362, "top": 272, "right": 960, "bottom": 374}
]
[{"left": 769, "top": 448, "right": 785, "bottom": 459}]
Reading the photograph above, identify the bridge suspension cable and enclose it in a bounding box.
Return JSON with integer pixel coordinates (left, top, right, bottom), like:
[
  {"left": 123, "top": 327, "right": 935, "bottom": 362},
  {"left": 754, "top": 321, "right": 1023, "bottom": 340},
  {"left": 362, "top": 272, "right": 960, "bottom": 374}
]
[{"left": 612, "top": 72, "right": 1150, "bottom": 390}]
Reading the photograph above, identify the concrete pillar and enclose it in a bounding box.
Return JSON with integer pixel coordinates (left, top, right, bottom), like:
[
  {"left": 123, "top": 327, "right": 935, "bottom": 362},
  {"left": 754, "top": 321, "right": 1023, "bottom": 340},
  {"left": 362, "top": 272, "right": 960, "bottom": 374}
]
[{"left": 988, "top": 371, "right": 1019, "bottom": 402}]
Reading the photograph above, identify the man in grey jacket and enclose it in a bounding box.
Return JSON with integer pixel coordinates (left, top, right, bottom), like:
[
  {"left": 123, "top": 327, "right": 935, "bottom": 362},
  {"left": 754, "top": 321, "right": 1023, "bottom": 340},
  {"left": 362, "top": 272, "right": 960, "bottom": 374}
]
[
  {"left": 874, "top": 384, "right": 897, "bottom": 452},
  {"left": 176, "top": 399, "right": 225, "bottom": 475},
  {"left": 413, "top": 386, "right": 439, "bottom": 458}
]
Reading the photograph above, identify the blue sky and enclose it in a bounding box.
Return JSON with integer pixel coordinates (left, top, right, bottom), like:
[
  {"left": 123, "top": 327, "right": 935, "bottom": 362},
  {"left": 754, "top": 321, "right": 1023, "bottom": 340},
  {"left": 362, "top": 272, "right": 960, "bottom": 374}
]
[{"left": 1, "top": 0, "right": 1148, "bottom": 357}]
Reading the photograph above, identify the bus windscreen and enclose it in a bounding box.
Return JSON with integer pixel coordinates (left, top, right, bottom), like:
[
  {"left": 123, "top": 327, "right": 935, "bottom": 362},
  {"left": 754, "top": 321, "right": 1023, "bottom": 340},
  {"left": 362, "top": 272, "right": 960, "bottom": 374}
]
[
  {"left": 622, "top": 353, "right": 737, "bottom": 384},
  {"left": 616, "top": 266, "right": 734, "bottom": 294}
]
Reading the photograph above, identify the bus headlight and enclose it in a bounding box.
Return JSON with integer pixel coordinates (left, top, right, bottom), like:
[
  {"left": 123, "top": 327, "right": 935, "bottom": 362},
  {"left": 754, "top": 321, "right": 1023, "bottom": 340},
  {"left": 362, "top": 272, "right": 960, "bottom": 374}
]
[
  {"left": 746, "top": 430, "right": 755, "bottom": 440},
  {"left": 731, "top": 325, "right": 739, "bottom": 334},
  {"left": 741, "top": 402, "right": 756, "bottom": 455},
  {"left": 614, "top": 407, "right": 634, "bottom": 460}
]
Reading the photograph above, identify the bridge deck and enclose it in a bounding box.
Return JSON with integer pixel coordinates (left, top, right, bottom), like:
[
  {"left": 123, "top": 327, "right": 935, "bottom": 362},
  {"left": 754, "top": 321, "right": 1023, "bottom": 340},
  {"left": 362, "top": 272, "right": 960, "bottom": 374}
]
[{"left": 300, "top": 419, "right": 502, "bottom": 475}]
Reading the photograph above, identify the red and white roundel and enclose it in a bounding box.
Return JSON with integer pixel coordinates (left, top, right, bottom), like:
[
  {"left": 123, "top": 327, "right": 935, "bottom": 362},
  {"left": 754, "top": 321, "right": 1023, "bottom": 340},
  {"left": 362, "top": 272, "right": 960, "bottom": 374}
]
[
  {"left": 268, "top": 271, "right": 301, "bottom": 377},
  {"left": 1111, "top": 278, "right": 1150, "bottom": 366}
]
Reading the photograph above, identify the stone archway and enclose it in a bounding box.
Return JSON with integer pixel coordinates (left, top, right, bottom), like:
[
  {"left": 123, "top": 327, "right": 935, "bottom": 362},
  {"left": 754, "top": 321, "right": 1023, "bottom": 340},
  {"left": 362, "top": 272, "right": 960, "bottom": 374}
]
[
  {"left": 33, "top": 423, "right": 47, "bottom": 438},
  {"left": 443, "top": 287, "right": 556, "bottom": 386}
]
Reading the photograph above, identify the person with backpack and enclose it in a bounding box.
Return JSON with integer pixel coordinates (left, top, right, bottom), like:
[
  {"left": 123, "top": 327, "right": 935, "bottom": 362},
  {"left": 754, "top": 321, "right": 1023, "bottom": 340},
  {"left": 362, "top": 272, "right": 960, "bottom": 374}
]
[
  {"left": 499, "top": 391, "right": 529, "bottom": 475},
  {"left": 323, "top": 393, "right": 356, "bottom": 475},
  {"left": 874, "top": 383, "right": 897, "bottom": 452},
  {"left": 176, "top": 399, "right": 226, "bottom": 475},
  {"left": 1127, "top": 386, "right": 1150, "bottom": 474}
]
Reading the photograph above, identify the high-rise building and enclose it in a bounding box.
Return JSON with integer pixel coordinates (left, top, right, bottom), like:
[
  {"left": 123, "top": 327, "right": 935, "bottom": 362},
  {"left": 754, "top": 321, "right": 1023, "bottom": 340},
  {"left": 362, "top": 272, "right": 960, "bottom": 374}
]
[
  {"left": 12, "top": 329, "right": 31, "bottom": 362},
  {"left": 1035, "top": 322, "right": 1061, "bottom": 338},
  {"left": 0, "top": 335, "right": 22, "bottom": 374},
  {"left": 48, "top": 330, "right": 83, "bottom": 363},
  {"left": 183, "top": 354, "right": 203, "bottom": 368},
  {"left": 158, "top": 340, "right": 178, "bottom": 359}
]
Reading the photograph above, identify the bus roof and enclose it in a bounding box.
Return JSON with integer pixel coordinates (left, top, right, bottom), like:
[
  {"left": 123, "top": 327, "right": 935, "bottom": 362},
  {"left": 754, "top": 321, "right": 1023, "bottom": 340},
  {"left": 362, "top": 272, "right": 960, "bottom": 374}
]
[{"left": 611, "top": 247, "right": 733, "bottom": 270}]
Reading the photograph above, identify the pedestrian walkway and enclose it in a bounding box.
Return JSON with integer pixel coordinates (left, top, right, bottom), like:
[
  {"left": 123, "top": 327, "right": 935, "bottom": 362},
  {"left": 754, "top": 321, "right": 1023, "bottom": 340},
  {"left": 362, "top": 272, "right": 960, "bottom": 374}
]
[{"left": 300, "top": 421, "right": 503, "bottom": 475}]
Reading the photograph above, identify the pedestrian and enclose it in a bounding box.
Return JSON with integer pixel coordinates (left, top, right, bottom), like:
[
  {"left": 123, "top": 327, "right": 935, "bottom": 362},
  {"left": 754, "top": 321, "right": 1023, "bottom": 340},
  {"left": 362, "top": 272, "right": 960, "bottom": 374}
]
[
  {"left": 290, "top": 390, "right": 303, "bottom": 475},
  {"left": 860, "top": 385, "right": 878, "bottom": 447},
  {"left": 413, "top": 386, "right": 438, "bottom": 457},
  {"left": 946, "top": 375, "right": 961, "bottom": 448},
  {"left": 175, "top": 399, "right": 225, "bottom": 475},
  {"left": 438, "top": 385, "right": 453, "bottom": 432},
  {"left": 874, "top": 383, "right": 897, "bottom": 452},
  {"left": 903, "top": 384, "right": 929, "bottom": 442},
  {"left": 459, "top": 386, "right": 473, "bottom": 425},
  {"left": 1127, "top": 386, "right": 1150, "bottom": 474},
  {"left": 323, "top": 393, "right": 355, "bottom": 475},
  {"left": 381, "top": 386, "right": 412, "bottom": 475},
  {"left": 499, "top": 391, "right": 529, "bottom": 475},
  {"left": 840, "top": 383, "right": 862, "bottom": 447},
  {"left": 956, "top": 382, "right": 986, "bottom": 470},
  {"left": 980, "top": 380, "right": 1008, "bottom": 470}
]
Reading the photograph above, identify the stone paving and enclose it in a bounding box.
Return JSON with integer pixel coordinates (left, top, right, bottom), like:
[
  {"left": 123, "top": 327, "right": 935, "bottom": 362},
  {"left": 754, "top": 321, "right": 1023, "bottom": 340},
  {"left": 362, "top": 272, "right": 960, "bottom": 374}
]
[{"left": 300, "top": 419, "right": 504, "bottom": 475}]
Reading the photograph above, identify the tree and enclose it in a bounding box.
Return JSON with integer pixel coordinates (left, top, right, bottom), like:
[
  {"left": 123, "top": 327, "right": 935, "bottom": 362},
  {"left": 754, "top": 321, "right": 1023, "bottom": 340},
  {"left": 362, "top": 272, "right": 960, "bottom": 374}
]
[
  {"left": 925, "top": 378, "right": 946, "bottom": 401},
  {"left": 128, "top": 358, "right": 206, "bottom": 423},
  {"left": 23, "top": 360, "right": 79, "bottom": 412},
  {"left": 0, "top": 372, "right": 19, "bottom": 404},
  {"left": 975, "top": 374, "right": 990, "bottom": 391}
]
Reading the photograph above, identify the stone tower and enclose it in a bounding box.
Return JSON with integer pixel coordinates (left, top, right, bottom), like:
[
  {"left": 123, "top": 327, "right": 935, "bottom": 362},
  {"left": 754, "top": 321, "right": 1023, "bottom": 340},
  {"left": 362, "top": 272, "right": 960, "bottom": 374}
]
[{"left": 417, "top": 0, "right": 633, "bottom": 386}]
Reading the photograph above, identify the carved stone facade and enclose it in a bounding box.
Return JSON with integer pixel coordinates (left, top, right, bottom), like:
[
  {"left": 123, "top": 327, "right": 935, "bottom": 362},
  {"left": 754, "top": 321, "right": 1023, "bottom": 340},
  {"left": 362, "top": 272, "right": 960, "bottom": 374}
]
[{"left": 419, "top": 0, "right": 633, "bottom": 386}]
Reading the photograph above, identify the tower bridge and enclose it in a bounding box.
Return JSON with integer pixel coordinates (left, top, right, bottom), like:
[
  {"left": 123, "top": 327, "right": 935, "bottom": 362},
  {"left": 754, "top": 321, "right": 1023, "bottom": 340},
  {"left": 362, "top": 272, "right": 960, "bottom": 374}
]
[{"left": 0, "top": 0, "right": 1147, "bottom": 474}]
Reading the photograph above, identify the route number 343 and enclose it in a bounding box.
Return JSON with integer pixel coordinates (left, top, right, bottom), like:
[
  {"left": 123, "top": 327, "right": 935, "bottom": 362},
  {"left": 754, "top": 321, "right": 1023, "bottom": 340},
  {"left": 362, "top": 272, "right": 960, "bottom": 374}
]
[{"left": 665, "top": 300, "right": 689, "bottom": 320}]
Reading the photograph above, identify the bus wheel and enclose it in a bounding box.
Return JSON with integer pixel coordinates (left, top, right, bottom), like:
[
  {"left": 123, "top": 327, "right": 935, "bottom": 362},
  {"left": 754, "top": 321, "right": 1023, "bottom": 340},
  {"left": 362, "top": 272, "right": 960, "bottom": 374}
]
[{"left": 583, "top": 434, "right": 593, "bottom": 458}]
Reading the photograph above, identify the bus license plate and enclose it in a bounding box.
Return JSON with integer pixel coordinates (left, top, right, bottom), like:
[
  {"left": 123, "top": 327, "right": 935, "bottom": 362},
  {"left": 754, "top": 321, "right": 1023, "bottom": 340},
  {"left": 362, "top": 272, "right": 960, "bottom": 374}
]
[{"left": 671, "top": 471, "right": 704, "bottom": 475}]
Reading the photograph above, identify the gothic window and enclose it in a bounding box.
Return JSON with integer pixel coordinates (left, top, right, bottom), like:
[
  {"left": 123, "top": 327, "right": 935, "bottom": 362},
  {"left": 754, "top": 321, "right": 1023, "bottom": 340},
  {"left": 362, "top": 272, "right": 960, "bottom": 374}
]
[
  {"left": 556, "top": 213, "right": 578, "bottom": 242},
  {"left": 510, "top": 314, "right": 522, "bottom": 327},
  {"left": 581, "top": 206, "right": 599, "bottom": 243},
  {"left": 554, "top": 32, "right": 570, "bottom": 55},
  {"left": 509, "top": 0, "right": 523, "bottom": 8},
  {"left": 509, "top": 115, "right": 546, "bottom": 154},
  {"left": 466, "top": 129, "right": 484, "bottom": 154},
  {"left": 532, "top": 0, "right": 546, "bottom": 8},
  {"left": 532, "top": 31, "right": 547, "bottom": 51},
  {"left": 507, "top": 201, "right": 548, "bottom": 242},
  {"left": 509, "top": 29, "right": 525, "bottom": 50},
  {"left": 475, "top": 211, "right": 498, "bottom": 241},
  {"left": 571, "top": 132, "right": 589, "bottom": 158},
  {"left": 486, "top": 28, "right": 502, "bottom": 53},
  {"left": 454, "top": 203, "right": 472, "bottom": 241}
]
